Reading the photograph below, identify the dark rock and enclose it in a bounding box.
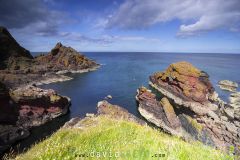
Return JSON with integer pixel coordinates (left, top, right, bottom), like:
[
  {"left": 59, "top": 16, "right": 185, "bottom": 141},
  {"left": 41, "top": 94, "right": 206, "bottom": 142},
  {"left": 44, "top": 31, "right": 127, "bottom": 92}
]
[
  {"left": 0, "top": 26, "right": 33, "bottom": 70},
  {"left": 178, "top": 114, "right": 214, "bottom": 146}
]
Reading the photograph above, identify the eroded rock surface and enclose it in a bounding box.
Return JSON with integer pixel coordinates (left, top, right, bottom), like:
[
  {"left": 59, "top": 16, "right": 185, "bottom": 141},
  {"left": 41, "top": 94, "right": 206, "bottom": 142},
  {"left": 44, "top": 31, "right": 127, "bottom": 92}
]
[
  {"left": 0, "top": 27, "right": 99, "bottom": 88},
  {"left": 218, "top": 80, "right": 238, "bottom": 92},
  {"left": 0, "top": 84, "right": 70, "bottom": 154},
  {"left": 64, "top": 101, "right": 146, "bottom": 129},
  {"left": 140, "top": 61, "right": 240, "bottom": 154},
  {"left": 35, "top": 42, "right": 98, "bottom": 73},
  {"left": 136, "top": 86, "right": 240, "bottom": 153}
]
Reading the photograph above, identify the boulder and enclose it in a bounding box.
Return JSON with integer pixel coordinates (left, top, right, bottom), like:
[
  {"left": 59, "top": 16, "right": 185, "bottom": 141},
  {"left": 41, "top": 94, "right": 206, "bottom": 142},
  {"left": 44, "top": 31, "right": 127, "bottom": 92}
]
[
  {"left": 218, "top": 80, "right": 238, "bottom": 92},
  {"left": 97, "top": 100, "right": 146, "bottom": 125}
]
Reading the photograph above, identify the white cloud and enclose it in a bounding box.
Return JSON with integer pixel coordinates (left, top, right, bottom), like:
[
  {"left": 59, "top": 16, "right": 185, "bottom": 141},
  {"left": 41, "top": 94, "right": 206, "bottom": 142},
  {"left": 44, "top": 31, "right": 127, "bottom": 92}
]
[{"left": 106, "top": 0, "right": 240, "bottom": 36}]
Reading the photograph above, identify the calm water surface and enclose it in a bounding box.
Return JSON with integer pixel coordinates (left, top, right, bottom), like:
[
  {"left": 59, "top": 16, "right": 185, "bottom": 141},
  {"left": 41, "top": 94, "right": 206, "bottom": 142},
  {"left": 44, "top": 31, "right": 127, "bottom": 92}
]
[{"left": 14, "top": 52, "right": 240, "bottom": 153}]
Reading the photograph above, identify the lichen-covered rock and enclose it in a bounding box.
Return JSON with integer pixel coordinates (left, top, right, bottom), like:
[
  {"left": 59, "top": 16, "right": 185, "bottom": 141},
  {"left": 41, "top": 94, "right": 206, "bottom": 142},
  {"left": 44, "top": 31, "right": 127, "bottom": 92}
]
[
  {"left": 150, "top": 62, "right": 221, "bottom": 116},
  {"left": 97, "top": 100, "right": 146, "bottom": 125},
  {"left": 64, "top": 101, "right": 146, "bottom": 129},
  {"left": 10, "top": 85, "right": 70, "bottom": 127},
  {"left": 136, "top": 86, "right": 240, "bottom": 153},
  {"left": 0, "top": 27, "right": 99, "bottom": 88},
  {"left": 136, "top": 87, "right": 183, "bottom": 136},
  {"left": 35, "top": 42, "right": 99, "bottom": 72},
  {"left": 0, "top": 84, "right": 71, "bottom": 154},
  {"left": 178, "top": 114, "right": 214, "bottom": 146},
  {"left": 218, "top": 80, "right": 238, "bottom": 92},
  {"left": 160, "top": 97, "right": 181, "bottom": 129},
  {"left": 150, "top": 62, "right": 214, "bottom": 103}
]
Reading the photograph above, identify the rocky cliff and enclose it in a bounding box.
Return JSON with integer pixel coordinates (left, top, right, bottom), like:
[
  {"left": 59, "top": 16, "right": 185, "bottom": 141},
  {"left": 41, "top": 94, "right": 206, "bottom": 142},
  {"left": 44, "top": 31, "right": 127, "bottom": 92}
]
[
  {"left": 35, "top": 42, "right": 98, "bottom": 73},
  {"left": 0, "top": 27, "right": 99, "bottom": 87},
  {"left": 0, "top": 83, "right": 70, "bottom": 154},
  {"left": 137, "top": 61, "right": 240, "bottom": 154},
  {"left": 0, "top": 27, "right": 33, "bottom": 70}
]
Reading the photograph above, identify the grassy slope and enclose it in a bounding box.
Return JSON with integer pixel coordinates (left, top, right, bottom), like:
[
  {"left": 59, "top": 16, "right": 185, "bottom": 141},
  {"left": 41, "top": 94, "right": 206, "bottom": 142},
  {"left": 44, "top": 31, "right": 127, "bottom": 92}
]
[{"left": 16, "top": 116, "right": 234, "bottom": 160}]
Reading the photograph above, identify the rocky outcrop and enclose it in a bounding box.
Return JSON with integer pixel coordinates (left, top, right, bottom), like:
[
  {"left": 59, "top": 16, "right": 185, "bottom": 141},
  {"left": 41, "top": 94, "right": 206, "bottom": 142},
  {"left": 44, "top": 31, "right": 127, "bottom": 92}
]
[
  {"left": 10, "top": 85, "right": 70, "bottom": 127},
  {"left": 0, "top": 27, "right": 99, "bottom": 88},
  {"left": 136, "top": 87, "right": 214, "bottom": 145},
  {"left": 149, "top": 62, "right": 222, "bottom": 115},
  {"left": 0, "top": 26, "right": 33, "bottom": 70},
  {"left": 0, "top": 84, "right": 70, "bottom": 154},
  {"left": 35, "top": 42, "right": 99, "bottom": 73},
  {"left": 218, "top": 80, "right": 238, "bottom": 92},
  {"left": 142, "top": 61, "right": 240, "bottom": 154},
  {"left": 229, "top": 92, "right": 240, "bottom": 120},
  {"left": 136, "top": 86, "right": 240, "bottom": 153},
  {"left": 64, "top": 101, "right": 146, "bottom": 129},
  {"left": 97, "top": 100, "right": 146, "bottom": 125}
]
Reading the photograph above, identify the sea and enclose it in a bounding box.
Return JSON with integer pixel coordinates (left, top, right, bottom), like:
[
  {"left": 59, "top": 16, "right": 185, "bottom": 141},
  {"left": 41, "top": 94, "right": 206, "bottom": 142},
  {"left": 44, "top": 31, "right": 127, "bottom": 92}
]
[{"left": 12, "top": 52, "right": 240, "bottom": 153}]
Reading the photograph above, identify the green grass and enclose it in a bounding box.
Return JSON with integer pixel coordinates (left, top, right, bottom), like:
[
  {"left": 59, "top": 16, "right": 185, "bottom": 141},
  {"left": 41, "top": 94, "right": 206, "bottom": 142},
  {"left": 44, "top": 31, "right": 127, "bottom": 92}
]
[{"left": 15, "top": 116, "right": 234, "bottom": 160}]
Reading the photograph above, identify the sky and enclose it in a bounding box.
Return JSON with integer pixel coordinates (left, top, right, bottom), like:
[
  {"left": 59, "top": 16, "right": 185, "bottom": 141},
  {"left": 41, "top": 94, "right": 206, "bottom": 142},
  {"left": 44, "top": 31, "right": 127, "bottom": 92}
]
[{"left": 0, "top": 0, "right": 240, "bottom": 53}]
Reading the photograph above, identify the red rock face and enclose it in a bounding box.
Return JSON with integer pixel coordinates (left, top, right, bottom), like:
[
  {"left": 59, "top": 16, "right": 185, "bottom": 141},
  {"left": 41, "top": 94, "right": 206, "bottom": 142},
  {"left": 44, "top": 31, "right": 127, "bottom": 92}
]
[
  {"left": 10, "top": 85, "right": 70, "bottom": 127},
  {"left": 150, "top": 61, "right": 214, "bottom": 103}
]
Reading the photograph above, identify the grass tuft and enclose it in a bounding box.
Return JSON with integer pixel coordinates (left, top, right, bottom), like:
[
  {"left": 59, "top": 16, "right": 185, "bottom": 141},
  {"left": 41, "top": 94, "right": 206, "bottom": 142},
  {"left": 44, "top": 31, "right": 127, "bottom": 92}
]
[{"left": 16, "top": 116, "right": 234, "bottom": 160}]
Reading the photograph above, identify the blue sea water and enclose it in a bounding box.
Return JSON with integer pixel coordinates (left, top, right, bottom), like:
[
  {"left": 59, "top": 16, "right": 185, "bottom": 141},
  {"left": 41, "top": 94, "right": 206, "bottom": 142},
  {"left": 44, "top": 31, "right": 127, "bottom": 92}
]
[
  {"left": 15, "top": 52, "right": 240, "bottom": 152},
  {"left": 41, "top": 52, "right": 240, "bottom": 117}
]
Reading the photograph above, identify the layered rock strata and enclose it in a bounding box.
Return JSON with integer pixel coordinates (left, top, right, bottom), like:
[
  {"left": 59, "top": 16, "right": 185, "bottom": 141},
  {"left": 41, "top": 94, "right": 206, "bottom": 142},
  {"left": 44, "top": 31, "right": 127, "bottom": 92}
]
[
  {"left": 0, "top": 84, "right": 70, "bottom": 154},
  {"left": 138, "top": 61, "right": 240, "bottom": 153}
]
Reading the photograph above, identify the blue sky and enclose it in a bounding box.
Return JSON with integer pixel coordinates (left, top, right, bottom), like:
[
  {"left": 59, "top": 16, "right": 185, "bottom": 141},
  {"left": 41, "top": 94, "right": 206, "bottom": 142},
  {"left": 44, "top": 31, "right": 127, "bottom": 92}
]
[{"left": 0, "top": 0, "right": 240, "bottom": 53}]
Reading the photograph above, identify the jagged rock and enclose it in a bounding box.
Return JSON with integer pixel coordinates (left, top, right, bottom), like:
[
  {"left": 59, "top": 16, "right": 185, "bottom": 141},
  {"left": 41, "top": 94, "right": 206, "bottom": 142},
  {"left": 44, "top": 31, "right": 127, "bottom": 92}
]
[
  {"left": 10, "top": 85, "right": 70, "bottom": 127},
  {"left": 218, "top": 80, "right": 238, "bottom": 92},
  {"left": 224, "top": 108, "right": 235, "bottom": 120},
  {"left": 64, "top": 101, "right": 146, "bottom": 129},
  {"left": 35, "top": 42, "right": 99, "bottom": 73},
  {"left": 0, "top": 84, "right": 71, "bottom": 154},
  {"left": 228, "top": 92, "right": 240, "bottom": 120},
  {"left": 160, "top": 97, "right": 181, "bottom": 129},
  {"left": 0, "top": 28, "right": 99, "bottom": 88},
  {"left": 149, "top": 62, "right": 219, "bottom": 117},
  {"left": 97, "top": 100, "right": 146, "bottom": 125},
  {"left": 178, "top": 114, "right": 214, "bottom": 146},
  {"left": 136, "top": 87, "right": 184, "bottom": 136},
  {"left": 136, "top": 86, "right": 240, "bottom": 153},
  {"left": 0, "top": 26, "right": 33, "bottom": 70}
]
